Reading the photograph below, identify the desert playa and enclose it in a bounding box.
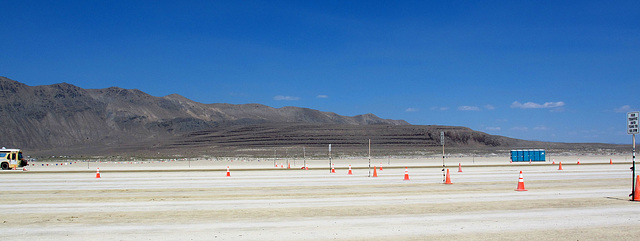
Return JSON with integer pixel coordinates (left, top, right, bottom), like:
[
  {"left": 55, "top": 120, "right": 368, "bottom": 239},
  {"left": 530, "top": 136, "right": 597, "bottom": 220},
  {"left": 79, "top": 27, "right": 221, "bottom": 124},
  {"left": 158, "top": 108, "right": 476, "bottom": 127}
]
[{"left": 1, "top": 155, "right": 639, "bottom": 240}]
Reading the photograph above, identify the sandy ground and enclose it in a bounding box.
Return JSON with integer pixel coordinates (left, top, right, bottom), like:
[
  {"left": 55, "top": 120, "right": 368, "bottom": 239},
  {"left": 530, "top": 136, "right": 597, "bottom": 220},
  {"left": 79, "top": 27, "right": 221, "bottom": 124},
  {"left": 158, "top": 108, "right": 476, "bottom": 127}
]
[{"left": 1, "top": 155, "right": 639, "bottom": 240}]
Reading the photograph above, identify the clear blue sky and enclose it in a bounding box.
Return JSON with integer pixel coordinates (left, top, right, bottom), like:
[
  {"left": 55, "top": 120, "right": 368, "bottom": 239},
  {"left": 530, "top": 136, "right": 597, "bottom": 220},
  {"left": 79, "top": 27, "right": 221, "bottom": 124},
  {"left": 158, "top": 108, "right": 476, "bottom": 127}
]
[{"left": 1, "top": 1, "right": 639, "bottom": 144}]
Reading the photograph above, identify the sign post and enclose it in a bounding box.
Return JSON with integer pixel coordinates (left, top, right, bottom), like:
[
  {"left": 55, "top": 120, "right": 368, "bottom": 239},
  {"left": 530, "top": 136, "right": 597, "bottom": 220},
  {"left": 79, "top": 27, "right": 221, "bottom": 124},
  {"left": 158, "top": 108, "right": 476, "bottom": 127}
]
[{"left": 628, "top": 112, "right": 639, "bottom": 200}]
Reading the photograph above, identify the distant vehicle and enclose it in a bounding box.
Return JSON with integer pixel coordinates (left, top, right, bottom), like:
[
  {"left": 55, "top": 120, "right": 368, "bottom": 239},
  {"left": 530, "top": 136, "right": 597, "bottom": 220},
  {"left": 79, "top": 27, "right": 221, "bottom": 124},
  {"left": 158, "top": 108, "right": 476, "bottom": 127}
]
[{"left": 0, "top": 148, "right": 28, "bottom": 170}]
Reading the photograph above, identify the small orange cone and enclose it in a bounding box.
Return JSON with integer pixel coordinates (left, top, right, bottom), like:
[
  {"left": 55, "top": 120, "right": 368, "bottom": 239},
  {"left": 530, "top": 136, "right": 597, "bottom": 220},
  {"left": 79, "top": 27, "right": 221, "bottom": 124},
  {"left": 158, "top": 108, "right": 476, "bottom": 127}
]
[
  {"left": 510, "top": 159, "right": 512, "bottom": 163},
  {"left": 305, "top": 165, "right": 309, "bottom": 170},
  {"left": 226, "top": 166, "right": 230, "bottom": 177},
  {"left": 515, "top": 171, "right": 527, "bottom": 191},
  {"left": 577, "top": 159, "right": 581, "bottom": 165},
  {"left": 403, "top": 167, "right": 410, "bottom": 181},
  {"left": 558, "top": 162, "right": 563, "bottom": 170},
  {"left": 373, "top": 166, "right": 378, "bottom": 177},
  {"left": 348, "top": 165, "right": 353, "bottom": 175},
  {"left": 380, "top": 163, "right": 383, "bottom": 171},
  {"left": 444, "top": 169, "right": 453, "bottom": 184},
  {"left": 458, "top": 163, "right": 462, "bottom": 173},
  {"left": 22, "top": 167, "right": 27, "bottom": 171},
  {"left": 552, "top": 159, "right": 555, "bottom": 164},
  {"left": 529, "top": 159, "right": 532, "bottom": 164},
  {"left": 633, "top": 175, "right": 640, "bottom": 201},
  {"left": 96, "top": 168, "right": 101, "bottom": 178},
  {"left": 610, "top": 159, "right": 613, "bottom": 165},
  {"left": 331, "top": 164, "right": 335, "bottom": 173},
  {"left": 288, "top": 163, "right": 291, "bottom": 169},
  {"left": 281, "top": 164, "right": 284, "bottom": 168}
]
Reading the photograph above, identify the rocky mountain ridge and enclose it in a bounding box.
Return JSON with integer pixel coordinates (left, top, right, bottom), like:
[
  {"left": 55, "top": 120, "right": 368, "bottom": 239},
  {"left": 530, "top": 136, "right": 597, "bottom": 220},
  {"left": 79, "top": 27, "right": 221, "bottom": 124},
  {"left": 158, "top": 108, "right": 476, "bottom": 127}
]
[{"left": 0, "top": 76, "right": 407, "bottom": 152}]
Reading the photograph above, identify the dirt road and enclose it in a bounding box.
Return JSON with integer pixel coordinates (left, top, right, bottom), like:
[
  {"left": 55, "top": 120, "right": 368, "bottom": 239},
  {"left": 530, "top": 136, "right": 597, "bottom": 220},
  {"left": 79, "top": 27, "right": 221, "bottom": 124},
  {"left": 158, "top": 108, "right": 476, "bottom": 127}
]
[{"left": 1, "top": 157, "right": 639, "bottom": 240}]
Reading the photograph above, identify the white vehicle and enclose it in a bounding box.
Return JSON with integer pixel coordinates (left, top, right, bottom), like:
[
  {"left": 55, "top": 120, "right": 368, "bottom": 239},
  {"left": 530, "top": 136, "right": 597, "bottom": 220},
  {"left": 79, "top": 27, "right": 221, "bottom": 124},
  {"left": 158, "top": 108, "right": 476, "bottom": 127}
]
[{"left": 0, "top": 148, "right": 28, "bottom": 170}]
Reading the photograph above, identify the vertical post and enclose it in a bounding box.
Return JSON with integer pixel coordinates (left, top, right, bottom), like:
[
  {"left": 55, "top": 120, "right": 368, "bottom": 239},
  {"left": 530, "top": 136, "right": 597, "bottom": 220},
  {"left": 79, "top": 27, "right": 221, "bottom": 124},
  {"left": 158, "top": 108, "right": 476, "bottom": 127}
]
[
  {"left": 329, "top": 144, "right": 332, "bottom": 173},
  {"left": 368, "top": 139, "right": 371, "bottom": 177},
  {"left": 633, "top": 134, "right": 636, "bottom": 198},
  {"left": 303, "top": 146, "right": 306, "bottom": 169},
  {"left": 441, "top": 131, "right": 445, "bottom": 183},
  {"left": 274, "top": 149, "right": 277, "bottom": 167}
]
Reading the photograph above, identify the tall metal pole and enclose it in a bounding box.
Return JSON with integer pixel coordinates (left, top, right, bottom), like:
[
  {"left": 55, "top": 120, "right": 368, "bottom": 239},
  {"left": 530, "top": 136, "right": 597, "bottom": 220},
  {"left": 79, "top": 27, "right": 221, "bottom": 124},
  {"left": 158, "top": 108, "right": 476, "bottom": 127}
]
[
  {"left": 368, "top": 139, "right": 371, "bottom": 177},
  {"left": 441, "top": 131, "right": 445, "bottom": 183},
  {"left": 303, "top": 146, "right": 306, "bottom": 169},
  {"left": 633, "top": 134, "right": 636, "bottom": 199},
  {"left": 329, "top": 144, "right": 332, "bottom": 173}
]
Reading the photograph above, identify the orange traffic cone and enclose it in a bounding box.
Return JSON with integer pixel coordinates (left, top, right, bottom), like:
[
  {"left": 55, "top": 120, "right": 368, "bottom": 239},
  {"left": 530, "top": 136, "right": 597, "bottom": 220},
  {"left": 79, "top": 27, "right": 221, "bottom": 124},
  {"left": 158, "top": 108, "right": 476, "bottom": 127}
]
[
  {"left": 558, "top": 162, "right": 563, "bottom": 170},
  {"left": 96, "top": 168, "right": 101, "bottom": 178},
  {"left": 458, "top": 163, "right": 462, "bottom": 173},
  {"left": 373, "top": 166, "right": 378, "bottom": 177},
  {"left": 529, "top": 159, "right": 532, "bottom": 164},
  {"left": 515, "top": 171, "right": 527, "bottom": 191},
  {"left": 444, "top": 169, "right": 453, "bottom": 184},
  {"left": 577, "top": 159, "right": 581, "bottom": 165},
  {"left": 288, "top": 163, "right": 290, "bottom": 169},
  {"left": 305, "top": 164, "right": 309, "bottom": 170},
  {"left": 22, "top": 167, "right": 27, "bottom": 171},
  {"left": 331, "top": 164, "right": 335, "bottom": 173},
  {"left": 610, "top": 159, "right": 613, "bottom": 165},
  {"left": 348, "top": 165, "right": 353, "bottom": 175},
  {"left": 633, "top": 175, "right": 640, "bottom": 201},
  {"left": 510, "top": 159, "right": 512, "bottom": 163},
  {"left": 226, "top": 166, "right": 230, "bottom": 177},
  {"left": 552, "top": 159, "right": 555, "bottom": 164},
  {"left": 403, "top": 167, "right": 410, "bottom": 181},
  {"left": 380, "top": 163, "right": 383, "bottom": 171},
  {"left": 281, "top": 164, "right": 284, "bottom": 168}
]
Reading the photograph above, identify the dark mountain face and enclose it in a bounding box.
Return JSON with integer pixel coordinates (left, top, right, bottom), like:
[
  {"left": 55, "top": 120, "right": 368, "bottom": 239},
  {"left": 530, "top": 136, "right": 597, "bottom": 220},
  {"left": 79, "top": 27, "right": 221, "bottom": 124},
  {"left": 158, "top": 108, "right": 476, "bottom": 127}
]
[
  {"left": 1, "top": 77, "right": 626, "bottom": 157},
  {"left": 0, "top": 77, "right": 408, "bottom": 153}
]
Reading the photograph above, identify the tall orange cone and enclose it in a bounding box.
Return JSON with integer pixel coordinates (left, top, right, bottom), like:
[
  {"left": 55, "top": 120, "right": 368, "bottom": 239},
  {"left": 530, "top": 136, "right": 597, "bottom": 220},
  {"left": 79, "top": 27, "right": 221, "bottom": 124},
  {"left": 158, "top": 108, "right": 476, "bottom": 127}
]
[
  {"left": 515, "top": 171, "right": 527, "bottom": 191},
  {"left": 444, "top": 168, "right": 453, "bottom": 184},
  {"left": 288, "top": 162, "right": 291, "bottom": 169},
  {"left": 403, "top": 167, "right": 410, "bottom": 181},
  {"left": 558, "top": 162, "right": 563, "bottom": 170},
  {"left": 610, "top": 159, "right": 613, "bottom": 165},
  {"left": 331, "top": 164, "right": 335, "bottom": 173},
  {"left": 633, "top": 175, "right": 640, "bottom": 201},
  {"left": 373, "top": 166, "right": 378, "bottom": 177},
  {"left": 458, "top": 163, "right": 463, "bottom": 172},
  {"left": 226, "top": 166, "right": 230, "bottom": 177},
  {"left": 347, "top": 165, "right": 353, "bottom": 175},
  {"left": 95, "top": 168, "right": 101, "bottom": 178}
]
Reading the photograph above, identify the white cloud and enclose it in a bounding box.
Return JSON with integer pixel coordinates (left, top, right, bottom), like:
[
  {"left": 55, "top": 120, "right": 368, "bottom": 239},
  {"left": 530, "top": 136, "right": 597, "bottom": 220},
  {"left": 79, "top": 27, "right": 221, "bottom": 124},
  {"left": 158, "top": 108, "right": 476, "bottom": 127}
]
[
  {"left": 430, "top": 106, "right": 449, "bottom": 111},
  {"left": 614, "top": 105, "right": 633, "bottom": 113},
  {"left": 316, "top": 95, "right": 329, "bottom": 99},
  {"left": 484, "top": 104, "right": 495, "bottom": 110},
  {"left": 458, "top": 106, "right": 480, "bottom": 111},
  {"left": 273, "top": 95, "right": 300, "bottom": 101},
  {"left": 405, "top": 108, "right": 419, "bottom": 112},
  {"left": 534, "top": 126, "right": 549, "bottom": 131},
  {"left": 486, "top": 127, "right": 501, "bottom": 131},
  {"left": 511, "top": 126, "right": 529, "bottom": 131},
  {"left": 511, "top": 101, "right": 565, "bottom": 109}
]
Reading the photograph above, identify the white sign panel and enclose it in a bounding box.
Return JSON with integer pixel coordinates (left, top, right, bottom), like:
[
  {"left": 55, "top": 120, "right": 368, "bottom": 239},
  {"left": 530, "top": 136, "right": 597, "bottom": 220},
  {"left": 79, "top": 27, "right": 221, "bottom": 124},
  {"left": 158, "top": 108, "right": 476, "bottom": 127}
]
[{"left": 629, "top": 112, "right": 639, "bottom": 134}]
